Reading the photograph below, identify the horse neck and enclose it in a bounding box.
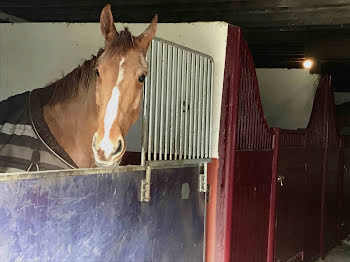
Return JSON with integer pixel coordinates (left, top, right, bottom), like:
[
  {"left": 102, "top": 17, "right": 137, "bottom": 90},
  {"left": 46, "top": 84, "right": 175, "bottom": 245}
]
[{"left": 43, "top": 73, "right": 98, "bottom": 168}]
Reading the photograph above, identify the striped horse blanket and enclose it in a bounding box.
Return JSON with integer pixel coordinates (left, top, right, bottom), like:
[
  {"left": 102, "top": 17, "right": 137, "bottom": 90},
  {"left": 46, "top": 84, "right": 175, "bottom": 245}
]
[{"left": 0, "top": 90, "right": 77, "bottom": 173}]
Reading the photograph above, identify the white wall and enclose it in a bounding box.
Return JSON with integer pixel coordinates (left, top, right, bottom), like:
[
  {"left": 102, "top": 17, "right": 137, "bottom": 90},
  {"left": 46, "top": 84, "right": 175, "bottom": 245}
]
[
  {"left": 0, "top": 22, "right": 228, "bottom": 157},
  {"left": 1, "top": 23, "right": 322, "bottom": 156},
  {"left": 256, "top": 68, "right": 320, "bottom": 129}
]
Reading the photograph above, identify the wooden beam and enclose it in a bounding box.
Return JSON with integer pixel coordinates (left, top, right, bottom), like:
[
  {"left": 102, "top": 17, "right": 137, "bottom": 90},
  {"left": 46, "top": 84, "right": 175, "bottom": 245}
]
[
  {"left": 0, "top": 10, "right": 27, "bottom": 22},
  {"left": 2, "top": 1, "right": 350, "bottom": 26}
]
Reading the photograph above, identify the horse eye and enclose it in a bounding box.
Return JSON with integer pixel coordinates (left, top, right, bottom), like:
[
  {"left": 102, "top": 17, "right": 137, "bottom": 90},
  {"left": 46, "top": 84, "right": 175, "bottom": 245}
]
[
  {"left": 95, "top": 69, "right": 100, "bottom": 77},
  {"left": 138, "top": 75, "right": 146, "bottom": 83}
]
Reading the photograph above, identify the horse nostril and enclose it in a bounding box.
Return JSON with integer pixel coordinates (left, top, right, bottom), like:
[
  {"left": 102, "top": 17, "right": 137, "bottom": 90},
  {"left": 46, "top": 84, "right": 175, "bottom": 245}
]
[{"left": 112, "top": 138, "right": 124, "bottom": 156}]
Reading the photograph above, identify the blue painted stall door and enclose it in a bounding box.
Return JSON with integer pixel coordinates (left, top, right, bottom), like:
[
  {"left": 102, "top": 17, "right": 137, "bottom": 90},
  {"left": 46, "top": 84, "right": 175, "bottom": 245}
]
[{"left": 0, "top": 167, "right": 205, "bottom": 262}]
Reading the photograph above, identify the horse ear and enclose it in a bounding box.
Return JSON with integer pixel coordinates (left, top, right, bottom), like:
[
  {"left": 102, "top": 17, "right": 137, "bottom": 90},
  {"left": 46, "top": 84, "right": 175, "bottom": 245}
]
[
  {"left": 136, "top": 14, "right": 158, "bottom": 54},
  {"left": 100, "top": 4, "right": 117, "bottom": 42}
]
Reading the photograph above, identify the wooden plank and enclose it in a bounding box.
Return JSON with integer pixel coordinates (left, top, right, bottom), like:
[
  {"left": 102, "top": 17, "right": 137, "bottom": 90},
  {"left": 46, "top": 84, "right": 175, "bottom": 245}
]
[{"left": 2, "top": 0, "right": 350, "bottom": 26}]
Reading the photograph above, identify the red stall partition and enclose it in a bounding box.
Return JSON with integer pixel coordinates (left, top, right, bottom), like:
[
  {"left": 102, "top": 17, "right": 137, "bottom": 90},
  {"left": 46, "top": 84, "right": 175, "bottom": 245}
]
[
  {"left": 303, "top": 79, "right": 327, "bottom": 261},
  {"left": 337, "top": 99, "right": 350, "bottom": 240},
  {"left": 322, "top": 83, "right": 343, "bottom": 256},
  {"left": 230, "top": 36, "right": 275, "bottom": 262},
  {"left": 273, "top": 77, "right": 342, "bottom": 262},
  {"left": 217, "top": 25, "right": 343, "bottom": 262},
  {"left": 216, "top": 25, "right": 277, "bottom": 262}
]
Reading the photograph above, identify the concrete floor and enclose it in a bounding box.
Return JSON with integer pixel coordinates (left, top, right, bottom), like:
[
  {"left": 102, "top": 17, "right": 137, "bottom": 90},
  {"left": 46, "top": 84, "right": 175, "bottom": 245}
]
[{"left": 316, "top": 239, "right": 350, "bottom": 262}]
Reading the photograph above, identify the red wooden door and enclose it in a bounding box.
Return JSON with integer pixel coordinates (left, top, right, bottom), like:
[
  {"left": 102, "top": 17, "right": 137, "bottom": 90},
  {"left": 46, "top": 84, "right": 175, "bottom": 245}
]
[
  {"left": 303, "top": 149, "right": 323, "bottom": 261},
  {"left": 303, "top": 77, "right": 327, "bottom": 262},
  {"left": 275, "top": 148, "right": 306, "bottom": 262},
  {"left": 323, "top": 149, "right": 340, "bottom": 251},
  {"left": 343, "top": 148, "right": 350, "bottom": 237},
  {"left": 231, "top": 151, "right": 273, "bottom": 262},
  {"left": 322, "top": 86, "right": 342, "bottom": 253}
]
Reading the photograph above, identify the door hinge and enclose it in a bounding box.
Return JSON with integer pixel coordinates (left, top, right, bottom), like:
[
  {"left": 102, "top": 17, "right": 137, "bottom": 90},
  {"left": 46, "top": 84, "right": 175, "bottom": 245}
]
[
  {"left": 206, "top": 184, "right": 211, "bottom": 203},
  {"left": 140, "top": 166, "right": 151, "bottom": 202},
  {"left": 199, "top": 163, "right": 207, "bottom": 193}
]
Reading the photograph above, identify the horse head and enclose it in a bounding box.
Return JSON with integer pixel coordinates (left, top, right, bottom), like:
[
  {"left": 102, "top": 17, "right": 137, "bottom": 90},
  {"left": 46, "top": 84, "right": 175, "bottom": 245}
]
[{"left": 92, "top": 4, "right": 157, "bottom": 166}]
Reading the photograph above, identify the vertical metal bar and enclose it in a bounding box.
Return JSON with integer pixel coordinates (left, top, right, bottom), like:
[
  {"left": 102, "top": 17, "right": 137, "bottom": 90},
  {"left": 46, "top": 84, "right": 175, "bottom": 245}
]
[
  {"left": 209, "top": 61, "right": 214, "bottom": 157},
  {"left": 164, "top": 45, "right": 172, "bottom": 160},
  {"left": 184, "top": 51, "right": 191, "bottom": 159},
  {"left": 201, "top": 59, "right": 208, "bottom": 158},
  {"left": 197, "top": 56, "right": 203, "bottom": 158},
  {"left": 147, "top": 41, "right": 156, "bottom": 161},
  {"left": 188, "top": 54, "right": 195, "bottom": 159},
  {"left": 170, "top": 47, "right": 177, "bottom": 160},
  {"left": 159, "top": 43, "right": 167, "bottom": 161},
  {"left": 174, "top": 49, "right": 182, "bottom": 160},
  {"left": 179, "top": 50, "right": 186, "bottom": 160},
  {"left": 205, "top": 59, "right": 210, "bottom": 158},
  {"left": 153, "top": 41, "right": 161, "bottom": 161},
  {"left": 141, "top": 44, "right": 152, "bottom": 166},
  {"left": 193, "top": 55, "right": 199, "bottom": 159}
]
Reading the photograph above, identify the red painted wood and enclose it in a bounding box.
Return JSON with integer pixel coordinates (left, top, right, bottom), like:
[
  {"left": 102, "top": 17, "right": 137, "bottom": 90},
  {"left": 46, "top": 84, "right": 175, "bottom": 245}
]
[
  {"left": 236, "top": 40, "right": 273, "bottom": 151},
  {"left": 216, "top": 25, "right": 241, "bottom": 262},
  {"left": 320, "top": 78, "right": 329, "bottom": 259},
  {"left": 217, "top": 25, "right": 275, "bottom": 262},
  {"left": 267, "top": 128, "right": 280, "bottom": 262},
  {"left": 324, "top": 149, "right": 340, "bottom": 250},
  {"left": 273, "top": 127, "right": 306, "bottom": 262},
  {"left": 322, "top": 79, "right": 341, "bottom": 255},
  {"left": 216, "top": 24, "right": 343, "bottom": 262},
  {"left": 342, "top": 148, "right": 350, "bottom": 237},
  {"left": 231, "top": 150, "right": 273, "bottom": 262},
  {"left": 206, "top": 159, "right": 219, "bottom": 262},
  {"left": 302, "top": 78, "right": 327, "bottom": 261},
  {"left": 337, "top": 143, "right": 344, "bottom": 243},
  {"left": 274, "top": 147, "right": 306, "bottom": 262},
  {"left": 231, "top": 37, "right": 274, "bottom": 262}
]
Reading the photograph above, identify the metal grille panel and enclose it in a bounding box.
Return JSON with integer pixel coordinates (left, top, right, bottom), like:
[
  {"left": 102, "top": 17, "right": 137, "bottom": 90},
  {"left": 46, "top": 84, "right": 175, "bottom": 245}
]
[{"left": 141, "top": 38, "right": 214, "bottom": 164}]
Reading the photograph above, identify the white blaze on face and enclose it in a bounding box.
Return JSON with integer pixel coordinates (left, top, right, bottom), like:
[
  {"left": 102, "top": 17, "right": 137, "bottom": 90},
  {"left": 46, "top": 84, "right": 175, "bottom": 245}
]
[{"left": 99, "top": 57, "right": 125, "bottom": 157}]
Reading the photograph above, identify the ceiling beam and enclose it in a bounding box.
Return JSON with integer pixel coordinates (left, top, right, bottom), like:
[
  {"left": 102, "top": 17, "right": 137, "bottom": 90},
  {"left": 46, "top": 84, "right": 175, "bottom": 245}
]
[
  {"left": 1, "top": 1, "right": 350, "bottom": 26},
  {"left": 0, "top": 10, "right": 27, "bottom": 22}
]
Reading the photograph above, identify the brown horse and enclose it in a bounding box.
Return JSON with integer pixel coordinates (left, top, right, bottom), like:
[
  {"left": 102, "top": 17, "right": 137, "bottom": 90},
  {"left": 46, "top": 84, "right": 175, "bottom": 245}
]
[{"left": 42, "top": 5, "right": 157, "bottom": 168}]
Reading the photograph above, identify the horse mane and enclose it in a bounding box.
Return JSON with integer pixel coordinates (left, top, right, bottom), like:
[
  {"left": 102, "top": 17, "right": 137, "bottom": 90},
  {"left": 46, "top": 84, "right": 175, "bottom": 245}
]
[
  {"left": 43, "top": 27, "right": 135, "bottom": 106},
  {"left": 105, "top": 27, "right": 135, "bottom": 56}
]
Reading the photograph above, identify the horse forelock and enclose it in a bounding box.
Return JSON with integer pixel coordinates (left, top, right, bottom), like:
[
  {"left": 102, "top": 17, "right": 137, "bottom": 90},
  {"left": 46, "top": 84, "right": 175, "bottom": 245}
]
[{"left": 104, "top": 27, "right": 136, "bottom": 56}]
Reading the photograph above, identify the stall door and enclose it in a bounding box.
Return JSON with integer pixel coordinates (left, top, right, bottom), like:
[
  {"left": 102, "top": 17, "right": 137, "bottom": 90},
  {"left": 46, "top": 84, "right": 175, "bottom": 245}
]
[
  {"left": 303, "top": 149, "right": 323, "bottom": 261},
  {"left": 230, "top": 150, "right": 273, "bottom": 262},
  {"left": 343, "top": 148, "right": 350, "bottom": 237},
  {"left": 0, "top": 167, "right": 205, "bottom": 262},
  {"left": 275, "top": 149, "right": 306, "bottom": 262},
  {"left": 323, "top": 148, "right": 340, "bottom": 251}
]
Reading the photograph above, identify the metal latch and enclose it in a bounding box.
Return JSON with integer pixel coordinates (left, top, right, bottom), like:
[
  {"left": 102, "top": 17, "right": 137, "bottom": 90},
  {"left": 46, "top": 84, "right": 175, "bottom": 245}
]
[
  {"left": 140, "top": 166, "right": 151, "bottom": 202},
  {"left": 277, "top": 175, "right": 286, "bottom": 187}
]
